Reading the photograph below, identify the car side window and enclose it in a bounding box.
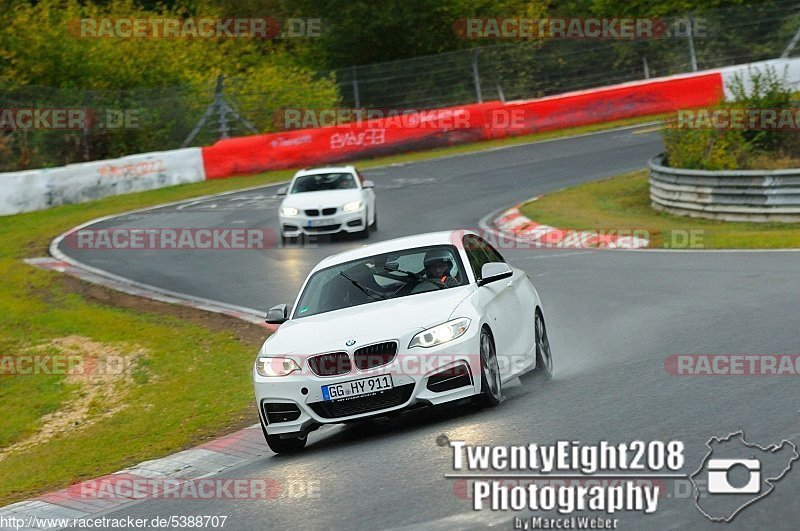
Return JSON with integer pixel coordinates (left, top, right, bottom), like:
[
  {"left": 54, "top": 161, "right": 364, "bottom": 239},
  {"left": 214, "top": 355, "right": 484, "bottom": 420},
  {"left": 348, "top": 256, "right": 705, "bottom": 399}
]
[
  {"left": 475, "top": 236, "right": 505, "bottom": 263},
  {"left": 463, "top": 235, "right": 493, "bottom": 280}
]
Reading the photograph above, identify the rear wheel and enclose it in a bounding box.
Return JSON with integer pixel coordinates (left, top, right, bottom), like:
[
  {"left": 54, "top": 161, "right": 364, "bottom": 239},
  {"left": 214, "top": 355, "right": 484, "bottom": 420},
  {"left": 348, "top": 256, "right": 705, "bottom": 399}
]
[
  {"left": 533, "top": 312, "right": 553, "bottom": 380},
  {"left": 475, "top": 329, "right": 501, "bottom": 407}
]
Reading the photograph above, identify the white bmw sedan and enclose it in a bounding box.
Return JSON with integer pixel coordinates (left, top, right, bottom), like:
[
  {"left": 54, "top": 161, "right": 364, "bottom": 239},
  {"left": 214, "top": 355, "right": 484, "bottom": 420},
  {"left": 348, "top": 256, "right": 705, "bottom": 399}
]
[
  {"left": 253, "top": 231, "right": 553, "bottom": 453},
  {"left": 277, "top": 165, "right": 376, "bottom": 242}
]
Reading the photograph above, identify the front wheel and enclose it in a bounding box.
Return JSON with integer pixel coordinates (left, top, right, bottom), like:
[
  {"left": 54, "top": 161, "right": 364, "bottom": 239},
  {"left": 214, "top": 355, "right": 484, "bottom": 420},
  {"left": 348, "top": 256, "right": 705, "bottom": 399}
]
[
  {"left": 533, "top": 312, "right": 553, "bottom": 380},
  {"left": 369, "top": 208, "right": 378, "bottom": 231},
  {"left": 357, "top": 211, "right": 370, "bottom": 239},
  {"left": 262, "top": 428, "right": 307, "bottom": 455},
  {"left": 474, "top": 329, "right": 502, "bottom": 407}
]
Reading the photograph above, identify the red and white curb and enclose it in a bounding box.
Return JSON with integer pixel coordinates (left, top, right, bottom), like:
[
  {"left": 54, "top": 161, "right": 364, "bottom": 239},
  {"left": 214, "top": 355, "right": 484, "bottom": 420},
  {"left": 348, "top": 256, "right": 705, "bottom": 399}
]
[
  {"left": 489, "top": 198, "right": 650, "bottom": 249},
  {"left": 0, "top": 425, "right": 270, "bottom": 529}
]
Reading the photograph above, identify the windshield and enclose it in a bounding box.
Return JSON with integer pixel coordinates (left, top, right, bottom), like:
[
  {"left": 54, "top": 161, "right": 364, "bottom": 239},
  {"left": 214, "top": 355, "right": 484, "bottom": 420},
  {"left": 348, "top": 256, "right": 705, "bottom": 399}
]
[
  {"left": 293, "top": 245, "right": 467, "bottom": 318},
  {"left": 290, "top": 173, "right": 357, "bottom": 193}
]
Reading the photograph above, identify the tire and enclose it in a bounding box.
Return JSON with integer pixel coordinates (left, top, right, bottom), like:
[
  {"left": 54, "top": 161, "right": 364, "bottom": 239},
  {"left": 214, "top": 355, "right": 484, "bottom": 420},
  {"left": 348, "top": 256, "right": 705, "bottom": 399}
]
[
  {"left": 369, "top": 208, "right": 378, "bottom": 231},
  {"left": 533, "top": 311, "right": 553, "bottom": 380},
  {"left": 260, "top": 420, "right": 307, "bottom": 454},
  {"left": 475, "top": 328, "right": 502, "bottom": 407},
  {"left": 358, "top": 211, "right": 370, "bottom": 239}
]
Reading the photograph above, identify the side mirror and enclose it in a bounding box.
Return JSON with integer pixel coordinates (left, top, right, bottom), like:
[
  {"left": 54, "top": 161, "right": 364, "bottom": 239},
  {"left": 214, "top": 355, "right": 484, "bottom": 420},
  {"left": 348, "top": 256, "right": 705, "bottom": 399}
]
[
  {"left": 276, "top": 186, "right": 287, "bottom": 197},
  {"left": 478, "top": 262, "right": 513, "bottom": 286},
  {"left": 362, "top": 180, "right": 375, "bottom": 189},
  {"left": 265, "top": 304, "right": 289, "bottom": 324}
]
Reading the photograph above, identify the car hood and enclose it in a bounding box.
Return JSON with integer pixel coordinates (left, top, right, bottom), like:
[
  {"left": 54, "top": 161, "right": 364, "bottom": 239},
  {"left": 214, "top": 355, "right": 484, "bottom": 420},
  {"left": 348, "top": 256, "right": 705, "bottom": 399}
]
[
  {"left": 281, "top": 190, "right": 362, "bottom": 209},
  {"left": 262, "top": 285, "right": 474, "bottom": 355}
]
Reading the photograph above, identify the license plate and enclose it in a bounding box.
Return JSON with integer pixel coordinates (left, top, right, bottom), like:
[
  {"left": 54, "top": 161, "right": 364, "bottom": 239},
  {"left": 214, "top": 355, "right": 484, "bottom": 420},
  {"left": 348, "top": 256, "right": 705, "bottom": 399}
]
[
  {"left": 321, "top": 375, "right": 393, "bottom": 401},
  {"left": 308, "top": 218, "right": 332, "bottom": 227}
]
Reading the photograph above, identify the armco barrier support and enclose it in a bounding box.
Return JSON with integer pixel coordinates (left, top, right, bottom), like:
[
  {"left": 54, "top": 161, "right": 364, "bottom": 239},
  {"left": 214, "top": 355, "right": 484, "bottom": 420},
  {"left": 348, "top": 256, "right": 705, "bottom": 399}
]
[
  {"left": 0, "top": 148, "right": 205, "bottom": 216},
  {"left": 649, "top": 154, "right": 800, "bottom": 222}
]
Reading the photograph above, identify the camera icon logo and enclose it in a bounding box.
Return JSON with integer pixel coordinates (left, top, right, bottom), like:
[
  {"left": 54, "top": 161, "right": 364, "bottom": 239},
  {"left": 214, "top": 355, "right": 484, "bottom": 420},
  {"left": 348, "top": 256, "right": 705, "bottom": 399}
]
[
  {"left": 707, "top": 458, "right": 760, "bottom": 494},
  {"left": 691, "top": 432, "right": 799, "bottom": 522}
]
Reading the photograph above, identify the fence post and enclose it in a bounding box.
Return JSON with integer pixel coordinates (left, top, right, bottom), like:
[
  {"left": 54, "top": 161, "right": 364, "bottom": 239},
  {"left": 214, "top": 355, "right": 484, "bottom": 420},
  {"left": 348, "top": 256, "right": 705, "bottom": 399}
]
[
  {"left": 472, "top": 49, "right": 483, "bottom": 103},
  {"left": 81, "top": 91, "right": 92, "bottom": 160},
  {"left": 687, "top": 15, "right": 698, "bottom": 72},
  {"left": 216, "top": 76, "right": 230, "bottom": 139},
  {"left": 352, "top": 66, "right": 361, "bottom": 108},
  {"left": 182, "top": 75, "right": 257, "bottom": 147}
]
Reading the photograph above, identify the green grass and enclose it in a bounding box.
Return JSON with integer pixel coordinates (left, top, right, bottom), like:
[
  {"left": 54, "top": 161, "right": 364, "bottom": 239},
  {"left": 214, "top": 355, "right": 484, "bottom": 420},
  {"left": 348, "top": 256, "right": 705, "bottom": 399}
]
[
  {"left": 0, "top": 115, "right": 664, "bottom": 505},
  {"left": 518, "top": 170, "right": 800, "bottom": 249}
]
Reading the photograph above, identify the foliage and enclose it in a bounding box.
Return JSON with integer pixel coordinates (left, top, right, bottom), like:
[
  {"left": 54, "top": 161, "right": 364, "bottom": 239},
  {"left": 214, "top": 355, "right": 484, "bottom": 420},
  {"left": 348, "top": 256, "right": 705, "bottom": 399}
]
[
  {"left": 0, "top": 0, "right": 340, "bottom": 170},
  {"left": 664, "top": 66, "right": 800, "bottom": 170}
]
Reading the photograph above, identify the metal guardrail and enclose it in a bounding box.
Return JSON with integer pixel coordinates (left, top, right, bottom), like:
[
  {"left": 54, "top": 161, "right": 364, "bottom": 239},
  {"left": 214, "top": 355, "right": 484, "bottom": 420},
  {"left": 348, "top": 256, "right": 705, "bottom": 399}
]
[{"left": 649, "top": 154, "right": 800, "bottom": 221}]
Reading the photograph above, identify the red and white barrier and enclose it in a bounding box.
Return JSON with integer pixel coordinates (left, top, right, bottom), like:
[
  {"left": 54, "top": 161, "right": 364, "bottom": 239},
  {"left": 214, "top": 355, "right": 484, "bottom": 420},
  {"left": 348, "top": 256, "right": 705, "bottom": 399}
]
[{"left": 2, "top": 58, "right": 798, "bottom": 216}]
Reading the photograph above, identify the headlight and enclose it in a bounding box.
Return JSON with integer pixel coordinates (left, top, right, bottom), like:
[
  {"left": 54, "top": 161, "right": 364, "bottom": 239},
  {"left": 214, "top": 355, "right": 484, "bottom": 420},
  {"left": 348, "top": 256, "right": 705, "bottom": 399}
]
[
  {"left": 409, "top": 318, "right": 471, "bottom": 348},
  {"left": 256, "top": 356, "right": 301, "bottom": 377},
  {"left": 342, "top": 201, "right": 363, "bottom": 212},
  {"left": 281, "top": 206, "right": 299, "bottom": 216}
]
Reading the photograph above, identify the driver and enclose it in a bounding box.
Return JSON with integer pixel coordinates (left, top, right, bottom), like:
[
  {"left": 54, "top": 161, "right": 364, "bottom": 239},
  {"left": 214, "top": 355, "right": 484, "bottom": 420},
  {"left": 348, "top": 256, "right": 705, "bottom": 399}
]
[{"left": 423, "top": 249, "right": 458, "bottom": 287}]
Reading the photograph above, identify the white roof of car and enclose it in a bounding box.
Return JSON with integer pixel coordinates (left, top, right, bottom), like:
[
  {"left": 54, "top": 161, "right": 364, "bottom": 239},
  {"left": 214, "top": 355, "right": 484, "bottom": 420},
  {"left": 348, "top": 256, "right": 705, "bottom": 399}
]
[
  {"left": 294, "top": 165, "right": 356, "bottom": 177},
  {"left": 315, "top": 231, "right": 475, "bottom": 270}
]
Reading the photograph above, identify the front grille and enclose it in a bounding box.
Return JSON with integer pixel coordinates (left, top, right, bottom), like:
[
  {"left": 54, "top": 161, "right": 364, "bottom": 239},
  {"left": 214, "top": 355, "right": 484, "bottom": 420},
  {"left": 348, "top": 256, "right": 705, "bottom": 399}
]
[
  {"left": 308, "top": 352, "right": 351, "bottom": 376},
  {"left": 308, "top": 384, "right": 415, "bottom": 419},
  {"left": 262, "top": 402, "right": 302, "bottom": 424},
  {"left": 322, "top": 207, "right": 337, "bottom": 215},
  {"left": 305, "top": 209, "right": 319, "bottom": 217},
  {"left": 426, "top": 364, "right": 473, "bottom": 393},
  {"left": 354, "top": 341, "right": 398, "bottom": 370},
  {"left": 306, "top": 224, "right": 341, "bottom": 233}
]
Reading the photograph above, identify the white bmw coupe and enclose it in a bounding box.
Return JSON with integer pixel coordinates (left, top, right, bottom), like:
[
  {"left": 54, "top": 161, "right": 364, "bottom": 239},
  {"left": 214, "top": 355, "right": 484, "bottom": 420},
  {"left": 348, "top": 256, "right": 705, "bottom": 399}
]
[
  {"left": 277, "top": 165, "right": 376, "bottom": 243},
  {"left": 253, "top": 231, "right": 553, "bottom": 453}
]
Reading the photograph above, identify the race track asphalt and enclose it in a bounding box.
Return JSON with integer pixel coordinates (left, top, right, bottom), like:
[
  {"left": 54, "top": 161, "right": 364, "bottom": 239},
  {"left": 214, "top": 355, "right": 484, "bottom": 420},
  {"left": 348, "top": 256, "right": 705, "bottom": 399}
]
[{"left": 57, "top": 126, "right": 800, "bottom": 530}]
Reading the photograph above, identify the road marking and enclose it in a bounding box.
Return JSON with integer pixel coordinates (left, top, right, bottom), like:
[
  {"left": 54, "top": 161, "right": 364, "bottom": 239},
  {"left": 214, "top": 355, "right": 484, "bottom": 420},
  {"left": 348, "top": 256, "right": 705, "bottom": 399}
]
[{"left": 633, "top": 125, "right": 665, "bottom": 134}]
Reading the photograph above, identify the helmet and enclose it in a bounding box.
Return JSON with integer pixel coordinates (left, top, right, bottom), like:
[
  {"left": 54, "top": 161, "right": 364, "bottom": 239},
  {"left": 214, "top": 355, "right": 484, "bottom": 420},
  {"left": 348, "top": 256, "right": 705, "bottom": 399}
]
[{"left": 423, "top": 249, "right": 453, "bottom": 270}]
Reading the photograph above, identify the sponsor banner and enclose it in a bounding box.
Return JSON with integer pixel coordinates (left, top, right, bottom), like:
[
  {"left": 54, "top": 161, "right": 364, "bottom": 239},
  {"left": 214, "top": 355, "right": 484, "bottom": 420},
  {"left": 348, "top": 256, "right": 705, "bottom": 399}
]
[
  {"left": 0, "top": 148, "right": 205, "bottom": 216},
  {"left": 202, "top": 72, "right": 724, "bottom": 179},
  {"left": 202, "top": 102, "right": 502, "bottom": 178}
]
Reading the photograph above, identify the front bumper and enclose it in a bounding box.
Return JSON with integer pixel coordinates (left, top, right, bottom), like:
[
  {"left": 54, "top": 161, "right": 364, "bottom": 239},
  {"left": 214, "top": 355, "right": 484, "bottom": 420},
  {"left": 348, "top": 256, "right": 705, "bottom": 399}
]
[
  {"left": 280, "top": 208, "right": 366, "bottom": 237},
  {"left": 253, "top": 327, "right": 481, "bottom": 435}
]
